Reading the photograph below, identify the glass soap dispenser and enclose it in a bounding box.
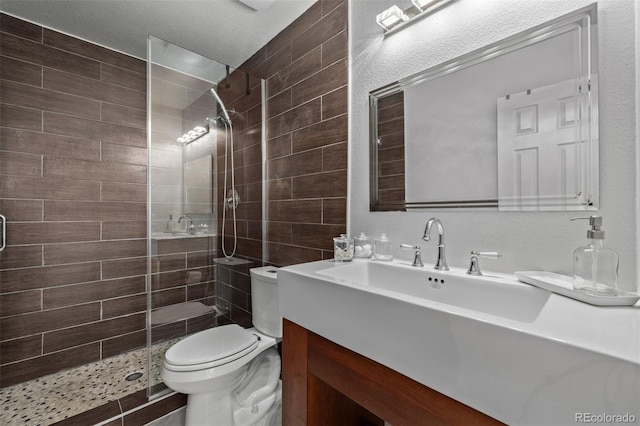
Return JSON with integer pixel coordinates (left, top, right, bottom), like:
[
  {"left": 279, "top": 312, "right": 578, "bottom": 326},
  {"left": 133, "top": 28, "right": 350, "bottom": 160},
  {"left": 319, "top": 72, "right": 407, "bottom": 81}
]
[{"left": 571, "top": 216, "right": 619, "bottom": 296}]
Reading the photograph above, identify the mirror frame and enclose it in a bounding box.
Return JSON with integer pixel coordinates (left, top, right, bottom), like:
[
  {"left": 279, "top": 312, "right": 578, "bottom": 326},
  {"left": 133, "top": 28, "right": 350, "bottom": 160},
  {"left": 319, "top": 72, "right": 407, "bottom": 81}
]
[{"left": 369, "top": 3, "right": 598, "bottom": 211}]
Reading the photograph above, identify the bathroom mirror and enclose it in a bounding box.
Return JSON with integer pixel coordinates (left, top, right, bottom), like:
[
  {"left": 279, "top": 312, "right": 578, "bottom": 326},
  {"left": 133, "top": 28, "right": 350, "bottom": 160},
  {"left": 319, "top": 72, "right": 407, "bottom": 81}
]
[{"left": 369, "top": 4, "right": 598, "bottom": 211}]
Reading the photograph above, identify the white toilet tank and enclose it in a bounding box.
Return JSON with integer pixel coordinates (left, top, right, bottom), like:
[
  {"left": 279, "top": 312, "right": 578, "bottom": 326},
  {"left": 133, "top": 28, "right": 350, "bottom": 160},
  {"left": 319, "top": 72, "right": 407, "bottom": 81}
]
[{"left": 250, "top": 266, "right": 282, "bottom": 338}]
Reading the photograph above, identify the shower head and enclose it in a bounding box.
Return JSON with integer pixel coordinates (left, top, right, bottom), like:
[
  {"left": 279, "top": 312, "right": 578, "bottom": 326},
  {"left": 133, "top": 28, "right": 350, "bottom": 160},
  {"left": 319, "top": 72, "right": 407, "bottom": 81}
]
[{"left": 210, "top": 87, "right": 231, "bottom": 124}]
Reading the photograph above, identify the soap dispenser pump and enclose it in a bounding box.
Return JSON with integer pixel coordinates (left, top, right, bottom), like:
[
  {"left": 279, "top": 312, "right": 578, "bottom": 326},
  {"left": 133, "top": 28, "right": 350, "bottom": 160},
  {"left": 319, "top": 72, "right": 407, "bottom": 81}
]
[{"left": 571, "top": 216, "right": 619, "bottom": 296}]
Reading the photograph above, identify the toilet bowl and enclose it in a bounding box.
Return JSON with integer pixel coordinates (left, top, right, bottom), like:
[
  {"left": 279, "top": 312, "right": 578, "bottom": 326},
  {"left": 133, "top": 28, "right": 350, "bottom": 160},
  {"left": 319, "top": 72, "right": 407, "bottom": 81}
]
[{"left": 161, "top": 266, "right": 281, "bottom": 426}]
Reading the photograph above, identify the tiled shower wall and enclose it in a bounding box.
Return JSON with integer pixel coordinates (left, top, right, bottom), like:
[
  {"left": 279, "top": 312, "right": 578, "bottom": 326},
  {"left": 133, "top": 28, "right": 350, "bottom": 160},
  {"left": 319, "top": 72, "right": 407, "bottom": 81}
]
[
  {"left": 212, "top": 0, "right": 349, "bottom": 325},
  {"left": 243, "top": 0, "right": 349, "bottom": 267},
  {"left": 0, "top": 0, "right": 349, "bottom": 391},
  {"left": 0, "top": 13, "right": 149, "bottom": 388}
]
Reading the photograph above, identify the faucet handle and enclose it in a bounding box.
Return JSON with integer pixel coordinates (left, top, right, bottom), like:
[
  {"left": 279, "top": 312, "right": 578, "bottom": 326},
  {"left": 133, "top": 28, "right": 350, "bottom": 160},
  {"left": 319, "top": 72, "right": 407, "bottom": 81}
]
[
  {"left": 467, "top": 250, "right": 502, "bottom": 276},
  {"left": 400, "top": 244, "right": 424, "bottom": 267}
]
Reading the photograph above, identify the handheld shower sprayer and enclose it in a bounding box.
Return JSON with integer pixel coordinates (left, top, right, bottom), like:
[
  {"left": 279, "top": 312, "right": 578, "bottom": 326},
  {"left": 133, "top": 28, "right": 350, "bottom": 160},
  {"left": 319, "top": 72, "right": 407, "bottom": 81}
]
[{"left": 210, "top": 87, "right": 231, "bottom": 125}]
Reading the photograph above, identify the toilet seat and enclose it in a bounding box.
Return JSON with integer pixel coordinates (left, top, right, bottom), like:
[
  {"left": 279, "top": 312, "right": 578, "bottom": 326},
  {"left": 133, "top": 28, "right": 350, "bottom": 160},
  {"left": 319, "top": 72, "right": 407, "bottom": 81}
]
[{"left": 164, "top": 324, "right": 259, "bottom": 372}]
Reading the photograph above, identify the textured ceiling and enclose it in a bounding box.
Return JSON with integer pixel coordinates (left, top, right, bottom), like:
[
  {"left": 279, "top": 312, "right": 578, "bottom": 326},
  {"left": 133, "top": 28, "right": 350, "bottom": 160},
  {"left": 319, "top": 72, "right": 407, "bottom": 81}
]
[{"left": 0, "top": 0, "right": 317, "bottom": 68}]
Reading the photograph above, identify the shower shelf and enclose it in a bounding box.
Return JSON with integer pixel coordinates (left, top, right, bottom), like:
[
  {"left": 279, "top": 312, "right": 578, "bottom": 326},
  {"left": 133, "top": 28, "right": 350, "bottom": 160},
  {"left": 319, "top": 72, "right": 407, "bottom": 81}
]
[{"left": 151, "top": 301, "right": 216, "bottom": 326}]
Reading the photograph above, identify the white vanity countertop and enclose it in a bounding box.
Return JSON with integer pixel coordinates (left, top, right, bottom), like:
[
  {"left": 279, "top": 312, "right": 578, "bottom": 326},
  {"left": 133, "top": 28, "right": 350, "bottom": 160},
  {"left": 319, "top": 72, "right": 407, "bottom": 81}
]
[{"left": 278, "top": 259, "right": 640, "bottom": 425}]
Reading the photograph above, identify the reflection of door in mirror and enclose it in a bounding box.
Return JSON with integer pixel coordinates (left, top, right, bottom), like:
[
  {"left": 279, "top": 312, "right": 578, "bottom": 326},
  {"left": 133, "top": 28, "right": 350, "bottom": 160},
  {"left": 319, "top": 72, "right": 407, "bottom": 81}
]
[{"left": 497, "top": 79, "right": 595, "bottom": 210}]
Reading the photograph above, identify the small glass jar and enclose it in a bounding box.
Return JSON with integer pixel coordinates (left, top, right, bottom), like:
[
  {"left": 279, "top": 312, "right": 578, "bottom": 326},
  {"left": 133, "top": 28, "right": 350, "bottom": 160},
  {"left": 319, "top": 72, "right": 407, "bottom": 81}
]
[
  {"left": 374, "top": 233, "right": 393, "bottom": 261},
  {"left": 333, "top": 234, "right": 354, "bottom": 262},
  {"left": 354, "top": 232, "right": 373, "bottom": 258}
]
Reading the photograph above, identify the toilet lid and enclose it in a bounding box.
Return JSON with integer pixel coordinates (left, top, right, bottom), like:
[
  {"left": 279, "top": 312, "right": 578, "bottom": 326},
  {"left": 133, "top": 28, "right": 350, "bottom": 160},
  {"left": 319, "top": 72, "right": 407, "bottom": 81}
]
[{"left": 165, "top": 324, "right": 259, "bottom": 367}]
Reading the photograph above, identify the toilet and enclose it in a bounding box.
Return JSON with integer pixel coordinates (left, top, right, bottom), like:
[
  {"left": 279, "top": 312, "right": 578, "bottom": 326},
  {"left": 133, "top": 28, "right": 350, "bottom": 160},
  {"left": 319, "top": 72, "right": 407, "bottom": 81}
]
[{"left": 161, "top": 266, "right": 281, "bottom": 426}]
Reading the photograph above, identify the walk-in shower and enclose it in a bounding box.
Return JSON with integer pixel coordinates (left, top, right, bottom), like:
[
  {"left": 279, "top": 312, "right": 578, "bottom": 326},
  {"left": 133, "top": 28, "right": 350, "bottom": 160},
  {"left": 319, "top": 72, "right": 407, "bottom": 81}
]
[{"left": 147, "top": 35, "right": 266, "bottom": 399}]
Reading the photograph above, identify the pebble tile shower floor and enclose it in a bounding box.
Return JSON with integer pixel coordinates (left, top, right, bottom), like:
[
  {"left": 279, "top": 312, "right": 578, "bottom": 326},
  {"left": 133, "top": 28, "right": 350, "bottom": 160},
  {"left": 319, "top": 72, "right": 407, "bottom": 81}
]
[{"left": 0, "top": 341, "right": 175, "bottom": 425}]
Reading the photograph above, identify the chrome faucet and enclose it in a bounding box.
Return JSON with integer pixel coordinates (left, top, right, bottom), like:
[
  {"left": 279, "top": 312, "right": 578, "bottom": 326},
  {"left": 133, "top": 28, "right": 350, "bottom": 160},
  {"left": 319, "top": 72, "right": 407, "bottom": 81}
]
[
  {"left": 422, "top": 217, "right": 449, "bottom": 271},
  {"left": 178, "top": 214, "right": 193, "bottom": 229}
]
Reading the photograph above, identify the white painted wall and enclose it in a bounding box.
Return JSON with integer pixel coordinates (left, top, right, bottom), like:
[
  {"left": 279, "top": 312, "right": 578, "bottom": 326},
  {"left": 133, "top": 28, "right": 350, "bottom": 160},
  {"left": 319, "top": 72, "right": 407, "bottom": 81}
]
[{"left": 349, "top": 0, "right": 639, "bottom": 292}]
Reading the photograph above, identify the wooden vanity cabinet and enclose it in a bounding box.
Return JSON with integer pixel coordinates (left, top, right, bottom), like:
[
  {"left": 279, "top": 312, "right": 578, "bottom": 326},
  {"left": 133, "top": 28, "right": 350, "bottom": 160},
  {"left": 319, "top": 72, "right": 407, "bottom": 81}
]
[{"left": 281, "top": 319, "right": 502, "bottom": 425}]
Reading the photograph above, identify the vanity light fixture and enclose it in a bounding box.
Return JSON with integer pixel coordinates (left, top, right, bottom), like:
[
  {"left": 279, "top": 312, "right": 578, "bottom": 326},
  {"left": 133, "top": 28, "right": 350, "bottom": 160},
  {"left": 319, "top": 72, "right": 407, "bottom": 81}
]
[
  {"left": 378, "top": 0, "right": 453, "bottom": 35},
  {"left": 376, "top": 5, "right": 409, "bottom": 32},
  {"left": 177, "top": 125, "right": 209, "bottom": 144},
  {"left": 411, "top": 0, "right": 441, "bottom": 11}
]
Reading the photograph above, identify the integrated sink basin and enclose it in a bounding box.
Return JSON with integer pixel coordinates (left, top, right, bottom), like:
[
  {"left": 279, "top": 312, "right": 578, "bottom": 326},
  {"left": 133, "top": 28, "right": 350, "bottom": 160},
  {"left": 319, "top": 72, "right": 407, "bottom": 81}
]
[
  {"left": 278, "top": 258, "right": 640, "bottom": 425},
  {"left": 316, "top": 261, "right": 549, "bottom": 322}
]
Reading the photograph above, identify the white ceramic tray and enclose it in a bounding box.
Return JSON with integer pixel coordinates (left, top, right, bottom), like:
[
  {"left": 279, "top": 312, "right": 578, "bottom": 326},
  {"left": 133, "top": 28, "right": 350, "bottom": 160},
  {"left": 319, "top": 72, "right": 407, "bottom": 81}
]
[{"left": 515, "top": 271, "right": 640, "bottom": 307}]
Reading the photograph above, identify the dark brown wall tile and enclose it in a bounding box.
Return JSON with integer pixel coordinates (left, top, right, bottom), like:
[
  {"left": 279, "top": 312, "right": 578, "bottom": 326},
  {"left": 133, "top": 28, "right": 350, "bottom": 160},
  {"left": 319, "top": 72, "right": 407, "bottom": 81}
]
[
  {"left": 43, "top": 157, "right": 147, "bottom": 184},
  {"left": 266, "top": 134, "right": 292, "bottom": 159},
  {"left": 292, "top": 114, "right": 347, "bottom": 152},
  {"left": 102, "top": 143, "right": 147, "bottom": 166},
  {"left": 0, "top": 151, "right": 41, "bottom": 177},
  {"left": 7, "top": 222, "right": 100, "bottom": 245},
  {"left": 1, "top": 303, "right": 100, "bottom": 341},
  {"left": 268, "top": 149, "right": 323, "bottom": 180},
  {"left": 0, "top": 128, "right": 101, "bottom": 161},
  {"left": 0, "top": 245, "right": 42, "bottom": 270},
  {"left": 266, "top": 242, "right": 323, "bottom": 266},
  {"left": 102, "top": 330, "right": 146, "bottom": 358},
  {"left": 45, "top": 200, "right": 145, "bottom": 221},
  {"left": 0, "top": 290, "right": 41, "bottom": 317},
  {"left": 0, "top": 262, "right": 101, "bottom": 292},
  {"left": 255, "top": 44, "right": 292, "bottom": 80},
  {"left": 122, "top": 393, "right": 187, "bottom": 426},
  {"left": 292, "top": 170, "right": 347, "bottom": 198},
  {"left": 102, "top": 294, "right": 147, "bottom": 319},
  {"left": 1, "top": 80, "right": 101, "bottom": 119},
  {"left": 0, "top": 56, "right": 42, "bottom": 86},
  {"left": 267, "top": 47, "right": 322, "bottom": 97},
  {"left": 0, "top": 335, "right": 41, "bottom": 364},
  {"left": 101, "top": 182, "right": 147, "bottom": 202},
  {"left": 0, "top": 32, "right": 100, "bottom": 79},
  {"left": 43, "top": 276, "right": 146, "bottom": 309},
  {"left": 152, "top": 287, "right": 186, "bottom": 309},
  {"left": 322, "top": 142, "right": 348, "bottom": 172},
  {"left": 291, "top": 59, "right": 347, "bottom": 107},
  {"left": 267, "top": 178, "right": 292, "bottom": 200},
  {"left": 0, "top": 104, "right": 42, "bottom": 131},
  {"left": 102, "top": 221, "right": 147, "bottom": 240},
  {"left": 291, "top": 223, "right": 346, "bottom": 250},
  {"left": 43, "top": 113, "right": 146, "bottom": 147},
  {"left": 267, "top": 222, "right": 292, "bottom": 244},
  {"left": 51, "top": 401, "right": 122, "bottom": 426},
  {"left": 102, "top": 257, "right": 147, "bottom": 279},
  {"left": 1, "top": 14, "right": 42, "bottom": 42},
  {"left": 43, "top": 239, "right": 146, "bottom": 265},
  {"left": 0, "top": 343, "right": 100, "bottom": 388},
  {"left": 0, "top": 176, "right": 100, "bottom": 200},
  {"left": 43, "top": 68, "right": 145, "bottom": 110},
  {"left": 102, "top": 63, "right": 146, "bottom": 91},
  {"left": 267, "top": 98, "right": 321, "bottom": 138},
  {"left": 102, "top": 103, "right": 146, "bottom": 129},
  {"left": 322, "top": 86, "right": 347, "bottom": 120},
  {"left": 43, "top": 28, "right": 145, "bottom": 74},
  {"left": 43, "top": 312, "right": 145, "bottom": 353},
  {"left": 266, "top": 88, "right": 292, "bottom": 118},
  {"left": 323, "top": 198, "right": 347, "bottom": 225},
  {"left": 291, "top": 2, "right": 347, "bottom": 62},
  {"left": 0, "top": 199, "right": 43, "bottom": 221},
  {"left": 268, "top": 199, "right": 322, "bottom": 223},
  {"left": 322, "top": 30, "right": 348, "bottom": 67}
]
